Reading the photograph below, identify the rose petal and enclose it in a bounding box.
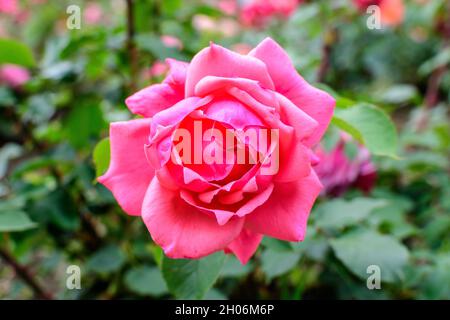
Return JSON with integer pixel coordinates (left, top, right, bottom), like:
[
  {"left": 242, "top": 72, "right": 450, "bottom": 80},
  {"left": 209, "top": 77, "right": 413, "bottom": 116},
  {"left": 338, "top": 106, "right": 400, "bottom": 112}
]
[
  {"left": 245, "top": 171, "right": 322, "bottom": 241},
  {"left": 186, "top": 42, "right": 274, "bottom": 97},
  {"left": 249, "top": 38, "right": 335, "bottom": 147},
  {"left": 142, "top": 178, "right": 244, "bottom": 259},
  {"left": 125, "top": 59, "right": 188, "bottom": 118},
  {"left": 98, "top": 118, "right": 154, "bottom": 216},
  {"left": 225, "top": 228, "right": 263, "bottom": 264}
]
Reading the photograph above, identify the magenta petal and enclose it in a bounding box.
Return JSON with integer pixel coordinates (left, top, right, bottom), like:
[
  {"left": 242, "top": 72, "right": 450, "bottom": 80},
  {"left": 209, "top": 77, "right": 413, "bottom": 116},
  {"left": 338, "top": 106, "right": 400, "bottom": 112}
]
[
  {"left": 185, "top": 42, "right": 274, "bottom": 97},
  {"left": 245, "top": 171, "right": 323, "bottom": 241},
  {"left": 142, "top": 179, "right": 244, "bottom": 259},
  {"left": 226, "top": 228, "right": 263, "bottom": 265},
  {"left": 275, "top": 138, "right": 311, "bottom": 183},
  {"left": 125, "top": 59, "right": 188, "bottom": 118},
  {"left": 249, "top": 38, "right": 335, "bottom": 147},
  {"left": 98, "top": 119, "right": 154, "bottom": 216}
]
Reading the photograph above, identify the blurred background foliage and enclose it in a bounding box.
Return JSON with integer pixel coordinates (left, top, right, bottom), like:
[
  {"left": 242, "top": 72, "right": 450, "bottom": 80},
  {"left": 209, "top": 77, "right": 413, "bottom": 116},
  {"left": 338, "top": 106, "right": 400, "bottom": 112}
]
[{"left": 0, "top": 0, "right": 449, "bottom": 300}]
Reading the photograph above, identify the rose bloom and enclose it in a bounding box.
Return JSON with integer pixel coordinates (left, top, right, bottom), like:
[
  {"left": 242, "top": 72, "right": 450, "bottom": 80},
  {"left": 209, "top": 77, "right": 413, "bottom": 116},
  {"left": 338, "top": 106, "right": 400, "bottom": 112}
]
[
  {"left": 99, "top": 38, "right": 335, "bottom": 264},
  {"left": 0, "top": 64, "right": 30, "bottom": 88},
  {"left": 240, "top": 0, "right": 302, "bottom": 27},
  {"left": 315, "top": 133, "right": 376, "bottom": 197},
  {"left": 353, "top": 0, "right": 405, "bottom": 26}
]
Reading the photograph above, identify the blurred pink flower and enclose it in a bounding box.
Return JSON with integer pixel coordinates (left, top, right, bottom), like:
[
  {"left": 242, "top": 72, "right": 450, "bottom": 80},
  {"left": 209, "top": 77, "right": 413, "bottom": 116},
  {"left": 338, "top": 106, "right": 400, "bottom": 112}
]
[
  {"left": 0, "top": 64, "right": 30, "bottom": 88},
  {"left": 161, "top": 35, "right": 183, "bottom": 50},
  {"left": 240, "top": 0, "right": 302, "bottom": 27},
  {"left": 315, "top": 134, "right": 377, "bottom": 196},
  {"left": 192, "top": 14, "right": 240, "bottom": 37},
  {"left": 231, "top": 43, "right": 253, "bottom": 55},
  {"left": 0, "top": 0, "right": 19, "bottom": 15},
  {"left": 149, "top": 61, "right": 169, "bottom": 78},
  {"left": 218, "top": 0, "right": 238, "bottom": 15},
  {"left": 84, "top": 2, "right": 103, "bottom": 25},
  {"left": 353, "top": 0, "right": 404, "bottom": 26}
]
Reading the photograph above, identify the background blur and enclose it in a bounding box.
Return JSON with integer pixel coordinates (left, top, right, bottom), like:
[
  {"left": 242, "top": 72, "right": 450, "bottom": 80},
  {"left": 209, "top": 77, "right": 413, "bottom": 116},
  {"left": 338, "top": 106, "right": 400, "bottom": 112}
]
[{"left": 0, "top": 0, "right": 449, "bottom": 300}]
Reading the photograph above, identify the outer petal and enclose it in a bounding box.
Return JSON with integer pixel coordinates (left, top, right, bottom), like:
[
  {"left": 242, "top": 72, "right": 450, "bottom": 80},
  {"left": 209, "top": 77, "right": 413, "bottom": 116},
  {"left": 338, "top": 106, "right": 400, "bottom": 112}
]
[
  {"left": 225, "top": 228, "right": 263, "bottom": 264},
  {"left": 142, "top": 178, "right": 244, "bottom": 259},
  {"left": 195, "top": 76, "right": 277, "bottom": 108},
  {"left": 98, "top": 118, "right": 154, "bottom": 216},
  {"left": 185, "top": 42, "right": 274, "bottom": 97},
  {"left": 245, "top": 171, "right": 322, "bottom": 241},
  {"left": 249, "top": 38, "right": 335, "bottom": 147},
  {"left": 125, "top": 59, "right": 188, "bottom": 118}
]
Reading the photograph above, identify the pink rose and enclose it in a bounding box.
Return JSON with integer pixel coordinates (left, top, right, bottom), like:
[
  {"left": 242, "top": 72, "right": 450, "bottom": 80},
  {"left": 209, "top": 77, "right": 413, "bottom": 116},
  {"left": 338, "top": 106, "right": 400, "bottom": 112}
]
[
  {"left": 99, "top": 38, "right": 335, "bottom": 264},
  {"left": 315, "top": 133, "right": 377, "bottom": 197},
  {"left": 353, "top": 0, "right": 404, "bottom": 26},
  {"left": 0, "top": 64, "right": 30, "bottom": 88},
  {"left": 241, "top": 0, "right": 302, "bottom": 27}
]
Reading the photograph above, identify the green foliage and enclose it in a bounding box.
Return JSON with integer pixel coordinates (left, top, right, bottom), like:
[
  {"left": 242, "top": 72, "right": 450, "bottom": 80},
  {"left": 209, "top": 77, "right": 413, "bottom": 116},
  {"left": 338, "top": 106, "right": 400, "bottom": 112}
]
[
  {"left": 93, "top": 138, "right": 110, "bottom": 178},
  {"left": 330, "top": 230, "right": 410, "bottom": 283},
  {"left": 0, "top": 38, "right": 35, "bottom": 67},
  {"left": 162, "top": 252, "right": 226, "bottom": 299},
  {"left": 314, "top": 198, "right": 387, "bottom": 230},
  {"left": 333, "top": 103, "right": 398, "bottom": 158},
  {"left": 261, "top": 249, "right": 302, "bottom": 281},
  {"left": 124, "top": 266, "right": 168, "bottom": 297},
  {"left": 0, "top": 211, "right": 36, "bottom": 232},
  {"left": 86, "top": 245, "right": 126, "bottom": 274}
]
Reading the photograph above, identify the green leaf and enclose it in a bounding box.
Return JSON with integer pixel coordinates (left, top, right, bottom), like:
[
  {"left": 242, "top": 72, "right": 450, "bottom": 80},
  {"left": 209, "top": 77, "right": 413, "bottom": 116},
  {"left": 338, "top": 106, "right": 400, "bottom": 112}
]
[
  {"left": 379, "top": 85, "right": 418, "bottom": 105},
  {"left": 261, "top": 237, "right": 294, "bottom": 252},
  {"left": 0, "top": 38, "right": 35, "bottom": 67},
  {"left": 28, "top": 189, "right": 80, "bottom": 232},
  {"left": 0, "top": 211, "right": 36, "bottom": 232},
  {"left": 204, "top": 288, "right": 227, "bottom": 300},
  {"left": 63, "top": 103, "right": 106, "bottom": 149},
  {"left": 220, "top": 256, "right": 251, "bottom": 278},
  {"left": 332, "top": 103, "right": 398, "bottom": 158},
  {"left": 162, "top": 252, "right": 226, "bottom": 299},
  {"left": 93, "top": 138, "right": 110, "bottom": 178},
  {"left": 314, "top": 198, "right": 387, "bottom": 230},
  {"left": 419, "top": 255, "right": 450, "bottom": 299},
  {"left": 261, "top": 249, "right": 301, "bottom": 280},
  {"left": 86, "top": 245, "right": 126, "bottom": 274},
  {"left": 419, "top": 47, "right": 450, "bottom": 76},
  {"left": 330, "top": 230, "right": 409, "bottom": 283},
  {"left": 124, "top": 266, "right": 168, "bottom": 297}
]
